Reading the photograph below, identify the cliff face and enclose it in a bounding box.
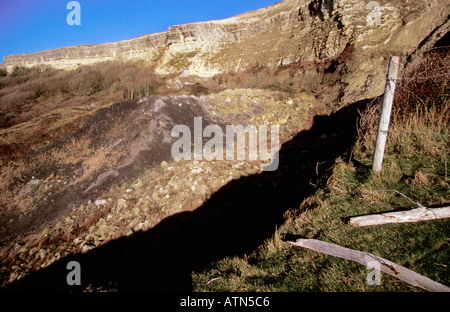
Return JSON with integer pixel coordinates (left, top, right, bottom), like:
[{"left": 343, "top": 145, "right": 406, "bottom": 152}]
[
  {"left": 3, "top": 0, "right": 303, "bottom": 74},
  {"left": 3, "top": 0, "right": 449, "bottom": 102},
  {"left": 3, "top": 32, "right": 167, "bottom": 70}
]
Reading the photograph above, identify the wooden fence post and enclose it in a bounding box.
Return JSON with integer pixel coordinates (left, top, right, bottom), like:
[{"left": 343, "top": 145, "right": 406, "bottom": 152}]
[{"left": 372, "top": 56, "right": 400, "bottom": 172}]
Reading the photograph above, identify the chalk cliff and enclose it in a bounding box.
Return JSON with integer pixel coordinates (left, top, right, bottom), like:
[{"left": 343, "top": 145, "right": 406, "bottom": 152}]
[{"left": 3, "top": 0, "right": 449, "bottom": 102}]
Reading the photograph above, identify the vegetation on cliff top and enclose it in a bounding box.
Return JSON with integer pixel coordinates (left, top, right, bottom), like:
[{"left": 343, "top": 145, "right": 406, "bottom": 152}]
[{"left": 192, "top": 50, "right": 449, "bottom": 292}]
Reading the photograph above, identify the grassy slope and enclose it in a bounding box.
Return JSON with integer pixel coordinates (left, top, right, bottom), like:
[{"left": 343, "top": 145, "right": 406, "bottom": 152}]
[{"left": 192, "top": 51, "right": 450, "bottom": 292}]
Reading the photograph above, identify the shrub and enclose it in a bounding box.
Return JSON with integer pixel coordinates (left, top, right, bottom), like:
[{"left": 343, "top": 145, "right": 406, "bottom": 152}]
[
  {"left": 133, "top": 81, "right": 160, "bottom": 98},
  {"left": 394, "top": 50, "right": 449, "bottom": 117},
  {"left": 70, "top": 70, "right": 105, "bottom": 96},
  {"left": 190, "top": 83, "right": 209, "bottom": 96}
]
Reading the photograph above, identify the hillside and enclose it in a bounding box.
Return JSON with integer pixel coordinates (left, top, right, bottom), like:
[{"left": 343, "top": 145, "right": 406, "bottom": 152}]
[
  {"left": 0, "top": 0, "right": 449, "bottom": 292},
  {"left": 3, "top": 0, "right": 449, "bottom": 103}
]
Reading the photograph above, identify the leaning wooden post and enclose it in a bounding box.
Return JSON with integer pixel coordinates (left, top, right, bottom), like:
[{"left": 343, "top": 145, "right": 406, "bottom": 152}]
[{"left": 372, "top": 56, "right": 400, "bottom": 172}]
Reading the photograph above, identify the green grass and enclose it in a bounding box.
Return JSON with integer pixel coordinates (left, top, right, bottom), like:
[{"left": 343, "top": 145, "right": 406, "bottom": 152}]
[{"left": 193, "top": 126, "right": 449, "bottom": 292}]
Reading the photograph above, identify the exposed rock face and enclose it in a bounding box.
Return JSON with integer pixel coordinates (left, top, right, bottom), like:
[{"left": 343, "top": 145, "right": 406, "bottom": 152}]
[{"left": 3, "top": 0, "right": 449, "bottom": 103}]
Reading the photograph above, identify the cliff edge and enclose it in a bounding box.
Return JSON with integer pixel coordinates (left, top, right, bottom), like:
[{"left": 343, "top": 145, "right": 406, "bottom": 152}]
[{"left": 3, "top": 0, "right": 449, "bottom": 103}]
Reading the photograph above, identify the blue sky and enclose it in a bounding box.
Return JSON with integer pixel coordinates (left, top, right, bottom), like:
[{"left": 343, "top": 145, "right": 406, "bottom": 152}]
[{"left": 0, "top": 0, "right": 280, "bottom": 63}]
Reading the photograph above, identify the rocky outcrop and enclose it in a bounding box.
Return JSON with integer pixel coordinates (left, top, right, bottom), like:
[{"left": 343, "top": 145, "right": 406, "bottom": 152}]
[{"left": 3, "top": 0, "right": 449, "bottom": 103}]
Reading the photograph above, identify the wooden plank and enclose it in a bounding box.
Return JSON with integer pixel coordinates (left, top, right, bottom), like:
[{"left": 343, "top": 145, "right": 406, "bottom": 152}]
[
  {"left": 349, "top": 207, "right": 450, "bottom": 227},
  {"left": 289, "top": 239, "right": 450, "bottom": 292}
]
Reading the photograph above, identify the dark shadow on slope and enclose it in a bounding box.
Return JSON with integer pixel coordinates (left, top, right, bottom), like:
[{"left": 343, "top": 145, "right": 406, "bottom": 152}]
[{"left": 2, "top": 97, "right": 376, "bottom": 292}]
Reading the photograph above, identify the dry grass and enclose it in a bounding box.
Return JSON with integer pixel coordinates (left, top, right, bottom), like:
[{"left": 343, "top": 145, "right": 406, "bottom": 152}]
[{"left": 207, "top": 60, "right": 330, "bottom": 96}]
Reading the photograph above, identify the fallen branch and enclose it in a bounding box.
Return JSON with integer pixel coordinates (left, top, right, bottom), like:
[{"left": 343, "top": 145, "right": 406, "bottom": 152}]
[
  {"left": 348, "top": 206, "right": 450, "bottom": 227},
  {"left": 289, "top": 239, "right": 450, "bottom": 292}
]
